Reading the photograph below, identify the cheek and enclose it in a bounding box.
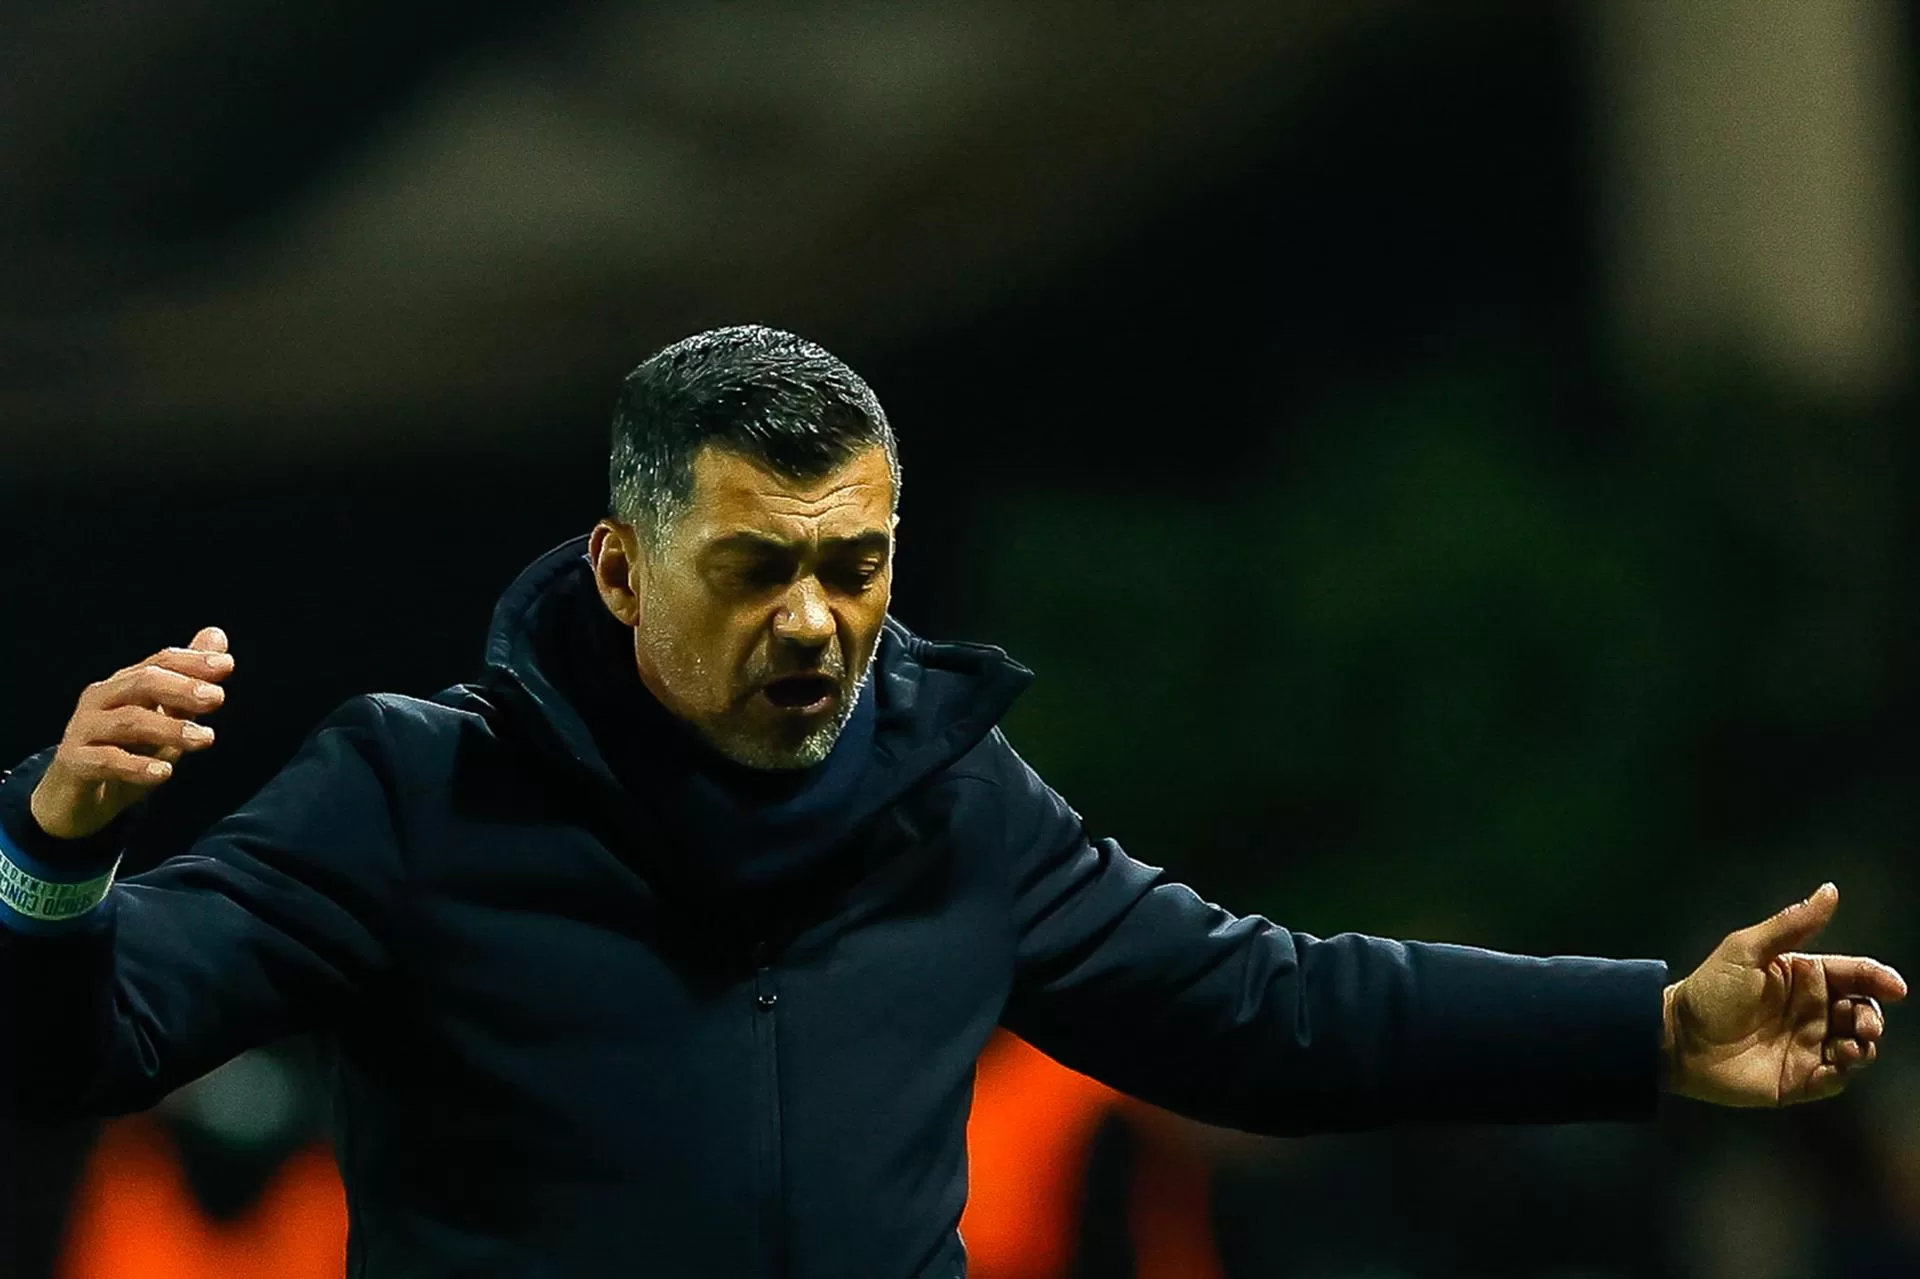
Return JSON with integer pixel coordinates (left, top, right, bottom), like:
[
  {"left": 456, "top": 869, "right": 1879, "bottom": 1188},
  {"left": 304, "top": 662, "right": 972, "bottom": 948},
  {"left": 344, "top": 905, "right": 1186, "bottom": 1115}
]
[
  {"left": 845, "top": 596, "right": 891, "bottom": 666},
  {"left": 642, "top": 585, "right": 767, "bottom": 696}
]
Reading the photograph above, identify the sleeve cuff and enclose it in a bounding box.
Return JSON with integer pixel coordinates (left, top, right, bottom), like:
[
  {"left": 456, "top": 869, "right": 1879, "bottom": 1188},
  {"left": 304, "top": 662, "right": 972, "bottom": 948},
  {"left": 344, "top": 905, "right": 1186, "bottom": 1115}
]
[{"left": 1395, "top": 944, "right": 1670, "bottom": 1125}]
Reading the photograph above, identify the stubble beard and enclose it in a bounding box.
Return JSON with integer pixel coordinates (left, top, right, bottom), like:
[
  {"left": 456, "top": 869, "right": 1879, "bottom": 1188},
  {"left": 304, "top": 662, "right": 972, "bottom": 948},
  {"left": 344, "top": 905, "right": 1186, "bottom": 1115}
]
[{"left": 706, "top": 663, "right": 872, "bottom": 771}]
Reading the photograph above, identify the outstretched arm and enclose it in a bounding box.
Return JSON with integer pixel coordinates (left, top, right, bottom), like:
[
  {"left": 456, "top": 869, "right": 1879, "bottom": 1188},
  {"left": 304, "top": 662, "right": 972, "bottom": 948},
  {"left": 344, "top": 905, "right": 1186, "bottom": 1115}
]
[
  {"left": 990, "top": 728, "right": 1669, "bottom": 1135},
  {"left": 991, "top": 730, "right": 1903, "bottom": 1131}
]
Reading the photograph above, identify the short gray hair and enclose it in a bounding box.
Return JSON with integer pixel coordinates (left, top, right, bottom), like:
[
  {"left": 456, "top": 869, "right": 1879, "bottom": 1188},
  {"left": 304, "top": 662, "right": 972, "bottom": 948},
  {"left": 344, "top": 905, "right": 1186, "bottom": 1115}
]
[{"left": 609, "top": 324, "right": 900, "bottom": 545}]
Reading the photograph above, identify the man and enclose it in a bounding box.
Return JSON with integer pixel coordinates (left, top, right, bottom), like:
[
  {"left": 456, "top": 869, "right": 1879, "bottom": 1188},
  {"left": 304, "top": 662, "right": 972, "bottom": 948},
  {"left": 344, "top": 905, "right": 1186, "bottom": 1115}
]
[{"left": 0, "top": 325, "right": 1904, "bottom": 1277}]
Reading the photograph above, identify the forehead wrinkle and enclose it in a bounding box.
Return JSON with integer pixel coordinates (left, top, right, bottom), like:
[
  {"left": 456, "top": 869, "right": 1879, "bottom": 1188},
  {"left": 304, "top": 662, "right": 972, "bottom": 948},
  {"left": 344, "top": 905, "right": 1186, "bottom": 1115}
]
[
  {"left": 756, "top": 482, "right": 886, "bottom": 516},
  {"left": 701, "top": 524, "right": 891, "bottom": 561},
  {"left": 683, "top": 448, "right": 895, "bottom": 552}
]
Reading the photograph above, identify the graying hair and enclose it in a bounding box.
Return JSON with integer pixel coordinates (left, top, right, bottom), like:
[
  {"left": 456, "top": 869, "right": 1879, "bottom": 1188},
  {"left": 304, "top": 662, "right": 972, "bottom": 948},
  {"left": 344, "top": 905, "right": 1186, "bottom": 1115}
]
[{"left": 609, "top": 324, "right": 900, "bottom": 545}]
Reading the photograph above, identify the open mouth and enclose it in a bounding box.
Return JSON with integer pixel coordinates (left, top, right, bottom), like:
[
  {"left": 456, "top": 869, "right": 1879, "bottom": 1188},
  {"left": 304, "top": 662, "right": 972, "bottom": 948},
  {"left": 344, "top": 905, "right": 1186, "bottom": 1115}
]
[{"left": 760, "top": 674, "right": 841, "bottom": 714}]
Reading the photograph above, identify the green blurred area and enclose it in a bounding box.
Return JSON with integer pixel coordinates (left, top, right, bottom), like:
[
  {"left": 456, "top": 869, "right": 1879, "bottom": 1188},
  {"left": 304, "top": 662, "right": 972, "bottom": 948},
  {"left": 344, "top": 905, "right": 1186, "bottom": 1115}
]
[{"left": 979, "top": 361, "right": 1910, "bottom": 961}]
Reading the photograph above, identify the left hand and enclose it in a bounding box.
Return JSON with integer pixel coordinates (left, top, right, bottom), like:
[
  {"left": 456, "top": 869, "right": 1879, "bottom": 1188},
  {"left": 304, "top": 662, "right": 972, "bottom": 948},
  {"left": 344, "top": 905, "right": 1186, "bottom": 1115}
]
[{"left": 1664, "top": 882, "right": 1907, "bottom": 1106}]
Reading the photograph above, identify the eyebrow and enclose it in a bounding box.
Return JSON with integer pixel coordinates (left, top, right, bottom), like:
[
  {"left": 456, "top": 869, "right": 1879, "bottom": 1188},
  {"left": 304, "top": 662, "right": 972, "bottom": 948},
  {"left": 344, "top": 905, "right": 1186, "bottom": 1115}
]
[{"left": 700, "top": 529, "right": 892, "bottom": 558}]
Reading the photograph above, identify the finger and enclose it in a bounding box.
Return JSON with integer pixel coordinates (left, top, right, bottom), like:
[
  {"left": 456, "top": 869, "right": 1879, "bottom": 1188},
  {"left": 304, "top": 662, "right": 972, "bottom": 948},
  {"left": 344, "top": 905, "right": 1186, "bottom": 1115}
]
[
  {"left": 1815, "top": 956, "right": 1908, "bottom": 1004},
  {"left": 63, "top": 744, "right": 177, "bottom": 785},
  {"left": 1837, "top": 997, "right": 1886, "bottom": 1042},
  {"left": 1827, "top": 1038, "right": 1867, "bottom": 1069},
  {"left": 153, "top": 633, "right": 228, "bottom": 732},
  {"left": 1824, "top": 1037, "right": 1878, "bottom": 1072},
  {"left": 1799, "top": 1061, "right": 1848, "bottom": 1104},
  {"left": 89, "top": 665, "right": 228, "bottom": 716},
  {"left": 74, "top": 705, "right": 217, "bottom": 754},
  {"left": 154, "top": 643, "right": 235, "bottom": 678},
  {"left": 188, "top": 627, "right": 229, "bottom": 655},
  {"left": 1728, "top": 883, "right": 1839, "bottom": 963},
  {"left": 98, "top": 645, "right": 235, "bottom": 695}
]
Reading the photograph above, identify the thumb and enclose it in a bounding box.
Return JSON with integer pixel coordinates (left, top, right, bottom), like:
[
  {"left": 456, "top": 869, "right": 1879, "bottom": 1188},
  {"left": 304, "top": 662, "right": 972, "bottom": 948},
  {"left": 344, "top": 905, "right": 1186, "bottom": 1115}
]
[
  {"left": 1730, "top": 882, "right": 1839, "bottom": 964},
  {"left": 189, "top": 626, "right": 229, "bottom": 654}
]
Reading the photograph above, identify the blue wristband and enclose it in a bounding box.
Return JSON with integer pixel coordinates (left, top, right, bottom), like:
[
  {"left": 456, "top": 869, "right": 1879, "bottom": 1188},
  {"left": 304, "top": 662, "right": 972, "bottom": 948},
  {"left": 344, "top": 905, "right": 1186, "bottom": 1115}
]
[{"left": 0, "top": 822, "right": 120, "bottom": 934}]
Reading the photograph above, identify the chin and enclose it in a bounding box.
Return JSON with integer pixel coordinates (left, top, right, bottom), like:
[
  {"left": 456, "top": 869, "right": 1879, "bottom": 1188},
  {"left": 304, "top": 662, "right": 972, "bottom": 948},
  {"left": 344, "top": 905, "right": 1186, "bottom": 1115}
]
[
  {"left": 707, "top": 717, "right": 842, "bottom": 771},
  {"left": 716, "top": 735, "right": 834, "bottom": 771}
]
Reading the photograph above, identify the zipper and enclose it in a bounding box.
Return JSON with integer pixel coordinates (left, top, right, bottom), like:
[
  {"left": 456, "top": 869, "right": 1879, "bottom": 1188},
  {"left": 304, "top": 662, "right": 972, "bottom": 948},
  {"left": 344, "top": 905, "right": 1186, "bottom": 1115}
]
[{"left": 752, "top": 963, "right": 787, "bottom": 1277}]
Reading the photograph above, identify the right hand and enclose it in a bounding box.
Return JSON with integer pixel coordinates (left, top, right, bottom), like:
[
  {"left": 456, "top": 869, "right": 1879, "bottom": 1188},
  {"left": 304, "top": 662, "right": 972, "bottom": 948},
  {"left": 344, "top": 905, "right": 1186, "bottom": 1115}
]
[{"left": 28, "top": 628, "right": 235, "bottom": 841}]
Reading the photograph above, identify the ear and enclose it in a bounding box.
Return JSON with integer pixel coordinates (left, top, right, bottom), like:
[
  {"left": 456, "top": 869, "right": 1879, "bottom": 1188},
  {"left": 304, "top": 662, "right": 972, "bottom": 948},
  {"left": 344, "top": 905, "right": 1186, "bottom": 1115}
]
[{"left": 588, "top": 519, "right": 645, "bottom": 626}]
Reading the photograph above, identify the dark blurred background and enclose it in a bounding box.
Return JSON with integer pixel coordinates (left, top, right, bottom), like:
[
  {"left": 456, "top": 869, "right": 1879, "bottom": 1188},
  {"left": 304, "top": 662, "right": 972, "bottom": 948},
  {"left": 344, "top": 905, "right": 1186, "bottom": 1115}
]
[{"left": 2, "top": 1, "right": 1916, "bottom": 1276}]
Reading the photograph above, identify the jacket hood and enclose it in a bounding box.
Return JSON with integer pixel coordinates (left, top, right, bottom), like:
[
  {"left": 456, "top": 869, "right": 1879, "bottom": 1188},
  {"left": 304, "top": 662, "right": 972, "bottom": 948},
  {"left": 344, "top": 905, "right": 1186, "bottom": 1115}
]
[{"left": 475, "top": 535, "right": 1034, "bottom": 899}]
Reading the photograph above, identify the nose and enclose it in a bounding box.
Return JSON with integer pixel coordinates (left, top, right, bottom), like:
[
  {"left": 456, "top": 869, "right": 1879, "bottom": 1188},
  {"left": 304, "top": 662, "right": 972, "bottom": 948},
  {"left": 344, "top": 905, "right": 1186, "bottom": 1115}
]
[{"left": 773, "top": 577, "right": 835, "bottom": 649}]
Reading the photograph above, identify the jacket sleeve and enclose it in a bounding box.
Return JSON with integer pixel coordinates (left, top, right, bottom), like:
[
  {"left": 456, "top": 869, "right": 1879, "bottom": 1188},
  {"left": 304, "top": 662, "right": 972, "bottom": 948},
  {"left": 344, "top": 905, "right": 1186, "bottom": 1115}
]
[
  {"left": 0, "top": 695, "right": 407, "bottom": 1117},
  {"left": 990, "top": 730, "right": 1668, "bottom": 1134}
]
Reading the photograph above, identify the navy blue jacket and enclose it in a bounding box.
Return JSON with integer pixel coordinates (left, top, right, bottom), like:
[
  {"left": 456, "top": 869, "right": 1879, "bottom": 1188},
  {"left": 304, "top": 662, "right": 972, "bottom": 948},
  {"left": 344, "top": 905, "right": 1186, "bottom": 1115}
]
[{"left": 0, "top": 537, "right": 1666, "bottom": 1277}]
